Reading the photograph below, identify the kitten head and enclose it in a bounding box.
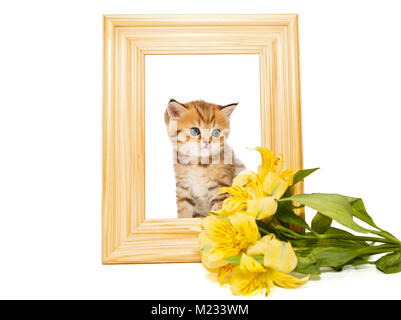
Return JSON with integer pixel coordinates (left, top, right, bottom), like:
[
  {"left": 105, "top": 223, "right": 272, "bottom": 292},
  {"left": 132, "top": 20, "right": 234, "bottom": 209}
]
[{"left": 164, "top": 99, "right": 238, "bottom": 164}]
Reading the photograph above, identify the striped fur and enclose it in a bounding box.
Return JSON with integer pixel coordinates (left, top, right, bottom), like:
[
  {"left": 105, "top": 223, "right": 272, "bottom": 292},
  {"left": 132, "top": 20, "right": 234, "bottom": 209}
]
[{"left": 165, "top": 99, "right": 244, "bottom": 218}]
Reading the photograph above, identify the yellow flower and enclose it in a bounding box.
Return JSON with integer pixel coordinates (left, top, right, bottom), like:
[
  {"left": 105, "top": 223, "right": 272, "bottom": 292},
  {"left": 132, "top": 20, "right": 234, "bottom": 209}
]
[
  {"left": 215, "top": 147, "right": 294, "bottom": 220},
  {"left": 255, "top": 147, "right": 294, "bottom": 184},
  {"left": 255, "top": 147, "right": 294, "bottom": 199},
  {"left": 247, "top": 234, "right": 297, "bottom": 273},
  {"left": 214, "top": 186, "right": 251, "bottom": 216},
  {"left": 230, "top": 254, "right": 274, "bottom": 296},
  {"left": 200, "top": 148, "right": 305, "bottom": 296},
  {"left": 247, "top": 197, "right": 278, "bottom": 220},
  {"left": 230, "top": 235, "right": 308, "bottom": 296},
  {"left": 199, "top": 213, "right": 260, "bottom": 270},
  {"left": 232, "top": 170, "right": 257, "bottom": 187},
  {"left": 255, "top": 147, "right": 276, "bottom": 181},
  {"left": 200, "top": 259, "right": 235, "bottom": 285}
]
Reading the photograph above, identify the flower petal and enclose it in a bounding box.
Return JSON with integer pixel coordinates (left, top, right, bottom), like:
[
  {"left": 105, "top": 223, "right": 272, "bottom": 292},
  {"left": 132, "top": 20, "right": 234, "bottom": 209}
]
[
  {"left": 198, "top": 230, "right": 215, "bottom": 250},
  {"left": 280, "top": 168, "right": 294, "bottom": 185},
  {"left": 217, "top": 264, "right": 235, "bottom": 284},
  {"left": 230, "top": 269, "right": 264, "bottom": 296},
  {"left": 255, "top": 147, "right": 275, "bottom": 179},
  {"left": 220, "top": 197, "right": 246, "bottom": 215},
  {"left": 232, "top": 170, "right": 257, "bottom": 186},
  {"left": 239, "top": 253, "right": 266, "bottom": 273},
  {"left": 245, "top": 177, "right": 264, "bottom": 198},
  {"left": 202, "top": 215, "right": 235, "bottom": 242},
  {"left": 227, "top": 212, "right": 260, "bottom": 247},
  {"left": 218, "top": 185, "right": 249, "bottom": 199},
  {"left": 247, "top": 235, "right": 270, "bottom": 255},
  {"left": 270, "top": 270, "right": 309, "bottom": 289},
  {"left": 247, "top": 196, "right": 278, "bottom": 220},
  {"left": 201, "top": 251, "right": 228, "bottom": 270},
  {"left": 263, "top": 171, "right": 290, "bottom": 199},
  {"left": 263, "top": 235, "right": 298, "bottom": 274},
  {"left": 271, "top": 179, "right": 290, "bottom": 199}
]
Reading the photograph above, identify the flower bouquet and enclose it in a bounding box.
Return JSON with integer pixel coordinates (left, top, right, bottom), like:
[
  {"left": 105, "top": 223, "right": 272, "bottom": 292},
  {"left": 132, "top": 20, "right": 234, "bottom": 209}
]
[{"left": 199, "top": 147, "right": 401, "bottom": 296}]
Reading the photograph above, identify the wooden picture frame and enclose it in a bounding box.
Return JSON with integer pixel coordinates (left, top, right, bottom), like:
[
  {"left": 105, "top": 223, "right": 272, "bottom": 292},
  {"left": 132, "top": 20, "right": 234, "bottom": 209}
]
[{"left": 102, "top": 14, "right": 303, "bottom": 264}]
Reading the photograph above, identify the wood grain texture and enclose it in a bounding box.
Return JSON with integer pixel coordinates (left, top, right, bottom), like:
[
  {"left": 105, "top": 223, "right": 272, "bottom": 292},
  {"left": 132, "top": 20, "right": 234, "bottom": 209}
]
[{"left": 102, "top": 14, "right": 303, "bottom": 264}]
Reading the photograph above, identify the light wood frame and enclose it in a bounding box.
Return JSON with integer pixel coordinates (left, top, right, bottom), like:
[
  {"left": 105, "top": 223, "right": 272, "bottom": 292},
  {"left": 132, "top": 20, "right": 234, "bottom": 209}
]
[{"left": 103, "top": 14, "right": 303, "bottom": 264}]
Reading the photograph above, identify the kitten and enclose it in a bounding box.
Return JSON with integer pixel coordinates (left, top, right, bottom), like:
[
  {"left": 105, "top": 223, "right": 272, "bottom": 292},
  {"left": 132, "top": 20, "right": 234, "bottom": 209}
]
[{"left": 164, "top": 99, "right": 245, "bottom": 218}]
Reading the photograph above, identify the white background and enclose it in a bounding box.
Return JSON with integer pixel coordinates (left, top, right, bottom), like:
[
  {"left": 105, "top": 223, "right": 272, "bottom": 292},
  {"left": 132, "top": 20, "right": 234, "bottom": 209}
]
[
  {"left": 145, "top": 55, "right": 260, "bottom": 219},
  {"left": 0, "top": 0, "right": 401, "bottom": 299}
]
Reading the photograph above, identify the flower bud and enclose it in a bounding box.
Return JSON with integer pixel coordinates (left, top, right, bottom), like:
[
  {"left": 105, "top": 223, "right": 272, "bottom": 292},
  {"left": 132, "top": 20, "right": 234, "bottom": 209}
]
[{"left": 311, "top": 212, "right": 332, "bottom": 233}]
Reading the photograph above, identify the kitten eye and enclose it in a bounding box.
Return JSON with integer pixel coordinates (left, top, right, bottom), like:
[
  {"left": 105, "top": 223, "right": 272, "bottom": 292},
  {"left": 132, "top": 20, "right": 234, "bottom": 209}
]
[
  {"left": 189, "top": 127, "right": 200, "bottom": 136},
  {"left": 211, "top": 129, "right": 220, "bottom": 138}
]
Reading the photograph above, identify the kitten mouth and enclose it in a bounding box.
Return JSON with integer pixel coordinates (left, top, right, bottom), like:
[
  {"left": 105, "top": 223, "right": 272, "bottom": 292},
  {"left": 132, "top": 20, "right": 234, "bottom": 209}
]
[{"left": 201, "top": 142, "right": 212, "bottom": 149}]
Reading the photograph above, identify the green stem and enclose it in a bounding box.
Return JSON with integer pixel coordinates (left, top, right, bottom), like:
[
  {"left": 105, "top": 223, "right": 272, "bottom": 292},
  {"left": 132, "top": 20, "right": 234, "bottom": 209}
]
[
  {"left": 359, "top": 244, "right": 400, "bottom": 256},
  {"left": 318, "top": 234, "right": 399, "bottom": 245},
  {"left": 371, "top": 228, "right": 401, "bottom": 245},
  {"left": 273, "top": 224, "right": 307, "bottom": 239},
  {"left": 293, "top": 244, "right": 399, "bottom": 256},
  {"left": 269, "top": 224, "right": 401, "bottom": 246},
  {"left": 258, "top": 226, "right": 272, "bottom": 235}
]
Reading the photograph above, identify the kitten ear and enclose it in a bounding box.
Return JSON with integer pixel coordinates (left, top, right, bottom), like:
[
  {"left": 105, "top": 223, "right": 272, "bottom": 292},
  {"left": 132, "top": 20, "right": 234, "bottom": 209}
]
[
  {"left": 167, "top": 99, "right": 186, "bottom": 120},
  {"left": 220, "top": 102, "right": 238, "bottom": 118}
]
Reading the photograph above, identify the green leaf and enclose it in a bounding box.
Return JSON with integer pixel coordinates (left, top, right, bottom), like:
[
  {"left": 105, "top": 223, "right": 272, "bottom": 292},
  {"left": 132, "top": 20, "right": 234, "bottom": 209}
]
[
  {"left": 345, "top": 197, "right": 400, "bottom": 243},
  {"left": 324, "top": 227, "right": 367, "bottom": 241},
  {"left": 311, "top": 212, "right": 332, "bottom": 233},
  {"left": 275, "top": 201, "right": 311, "bottom": 231},
  {"left": 376, "top": 251, "right": 401, "bottom": 274},
  {"left": 292, "top": 168, "right": 320, "bottom": 185},
  {"left": 294, "top": 254, "right": 322, "bottom": 275},
  {"left": 345, "top": 197, "right": 378, "bottom": 229},
  {"left": 295, "top": 246, "right": 371, "bottom": 275},
  {"left": 332, "top": 257, "right": 372, "bottom": 271},
  {"left": 224, "top": 256, "right": 241, "bottom": 266},
  {"left": 281, "top": 193, "right": 368, "bottom": 234}
]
